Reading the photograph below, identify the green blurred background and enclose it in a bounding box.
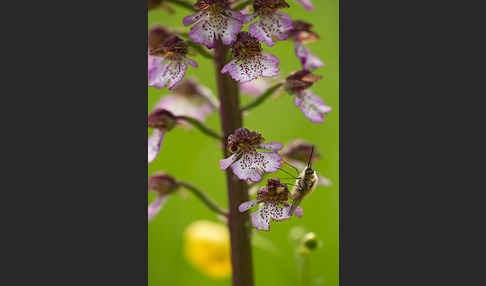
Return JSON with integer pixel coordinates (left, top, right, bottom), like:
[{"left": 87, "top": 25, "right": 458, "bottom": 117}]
[{"left": 148, "top": 1, "right": 339, "bottom": 285}]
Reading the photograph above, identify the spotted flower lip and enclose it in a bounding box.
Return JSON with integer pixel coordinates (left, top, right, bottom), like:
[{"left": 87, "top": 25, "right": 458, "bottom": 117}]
[
  {"left": 148, "top": 172, "right": 179, "bottom": 222},
  {"left": 294, "top": 89, "right": 331, "bottom": 123},
  {"left": 154, "top": 79, "right": 218, "bottom": 124},
  {"left": 183, "top": 0, "right": 244, "bottom": 49},
  {"left": 238, "top": 178, "right": 303, "bottom": 231},
  {"left": 219, "top": 128, "right": 282, "bottom": 183},
  {"left": 148, "top": 36, "right": 198, "bottom": 90},
  {"left": 221, "top": 32, "right": 280, "bottom": 83},
  {"left": 243, "top": 0, "right": 293, "bottom": 47},
  {"left": 148, "top": 109, "right": 177, "bottom": 163}
]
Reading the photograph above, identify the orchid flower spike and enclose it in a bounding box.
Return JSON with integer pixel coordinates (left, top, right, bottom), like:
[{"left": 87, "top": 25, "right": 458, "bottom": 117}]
[
  {"left": 148, "top": 172, "right": 179, "bottom": 221},
  {"left": 219, "top": 128, "right": 282, "bottom": 183},
  {"left": 239, "top": 178, "right": 303, "bottom": 231},
  {"left": 244, "top": 0, "right": 294, "bottom": 47},
  {"left": 148, "top": 109, "right": 177, "bottom": 163},
  {"left": 221, "top": 32, "right": 280, "bottom": 83},
  {"left": 285, "top": 70, "right": 331, "bottom": 123},
  {"left": 183, "top": 0, "right": 244, "bottom": 49},
  {"left": 148, "top": 35, "right": 198, "bottom": 90}
]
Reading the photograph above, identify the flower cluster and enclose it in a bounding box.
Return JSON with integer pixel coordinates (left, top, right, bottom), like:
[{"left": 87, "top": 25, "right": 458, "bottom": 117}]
[
  {"left": 220, "top": 128, "right": 282, "bottom": 182},
  {"left": 239, "top": 178, "right": 303, "bottom": 231},
  {"left": 148, "top": 27, "right": 198, "bottom": 90}
]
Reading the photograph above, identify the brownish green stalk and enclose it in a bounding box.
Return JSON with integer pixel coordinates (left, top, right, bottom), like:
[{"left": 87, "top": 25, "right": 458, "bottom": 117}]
[{"left": 214, "top": 39, "right": 255, "bottom": 286}]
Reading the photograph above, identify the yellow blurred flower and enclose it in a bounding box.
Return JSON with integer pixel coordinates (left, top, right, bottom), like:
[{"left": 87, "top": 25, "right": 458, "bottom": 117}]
[{"left": 184, "top": 220, "right": 232, "bottom": 279}]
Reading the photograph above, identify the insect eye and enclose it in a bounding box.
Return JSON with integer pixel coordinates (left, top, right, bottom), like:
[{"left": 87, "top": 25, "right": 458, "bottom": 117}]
[
  {"left": 306, "top": 168, "right": 314, "bottom": 174},
  {"left": 230, "top": 144, "right": 239, "bottom": 153}
]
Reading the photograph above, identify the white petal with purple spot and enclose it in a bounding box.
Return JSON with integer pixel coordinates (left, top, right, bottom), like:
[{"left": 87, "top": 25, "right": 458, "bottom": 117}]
[
  {"left": 249, "top": 12, "right": 293, "bottom": 46},
  {"left": 148, "top": 59, "right": 188, "bottom": 90},
  {"left": 219, "top": 154, "right": 237, "bottom": 170},
  {"left": 294, "top": 90, "right": 331, "bottom": 123},
  {"left": 251, "top": 203, "right": 272, "bottom": 231},
  {"left": 221, "top": 53, "right": 279, "bottom": 83},
  {"left": 231, "top": 151, "right": 282, "bottom": 182},
  {"left": 239, "top": 200, "right": 260, "bottom": 212},
  {"left": 294, "top": 42, "right": 324, "bottom": 71},
  {"left": 257, "top": 142, "right": 283, "bottom": 151}
]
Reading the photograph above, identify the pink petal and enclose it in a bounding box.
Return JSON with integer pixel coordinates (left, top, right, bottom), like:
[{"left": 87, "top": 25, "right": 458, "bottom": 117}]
[
  {"left": 257, "top": 142, "right": 283, "bottom": 151},
  {"left": 294, "top": 42, "right": 324, "bottom": 71},
  {"left": 269, "top": 202, "right": 292, "bottom": 221},
  {"left": 221, "top": 53, "right": 279, "bottom": 83},
  {"left": 297, "top": 0, "right": 314, "bottom": 10},
  {"left": 148, "top": 195, "right": 167, "bottom": 222},
  {"left": 294, "top": 90, "right": 331, "bottom": 123},
  {"left": 155, "top": 93, "right": 214, "bottom": 122},
  {"left": 188, "top": 9, "right": 243, "bottom": 49},
  {"left": 231, "top": 151, "right": 282, "bottom": 182},
  {"left": 219, "top": 154, "right": 237, "bottom": 170},
  {"left": 248, "top": 12, "right": 293, "bottom": 46},
  {"left": 183, "top": 11, "right": 206, "bottom": 26},
  {"left": 183, "top": 57, "right": 198, "bottom": 68},
  {"left": 148, "top": 59, "right": 188, "bottom": 90},
  {"left": 238, "top": 200, "right": 260, "bottom": 212},
  {"left": 148, "top": 129, "right": 165, "bottom": 163},
  {"left": 293, "top": 206, "right": 304, "bottom": 218},
  {"left": 251, "top": 205, "right": 271, "bottom": 231},
  {"left": 240, "top": 78, "right": 271, "bottom": 96}
]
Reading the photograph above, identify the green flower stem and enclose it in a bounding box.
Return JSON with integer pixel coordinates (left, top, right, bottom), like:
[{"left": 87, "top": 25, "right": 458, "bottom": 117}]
[
  {"left": 178, "top": 181, "right": 228, "bottom": 217},
  {"left": 296, "top": 248, "right": 311, "bottom": 286},
  {"left": 214, "top": 39, "right": 255, "bottom": 286},
  {"left": 176, "top": 116, "right": 223, "bottom": 140},
  {"left": 240, "top": 83, "right": 283, "bottom": 112},
  {"left": 165, "top": 0, "right": 197, "bottom": 12}
]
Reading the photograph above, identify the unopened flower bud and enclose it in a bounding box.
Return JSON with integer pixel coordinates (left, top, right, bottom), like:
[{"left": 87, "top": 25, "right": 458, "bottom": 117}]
[
  {"left": 148, "top": 172, "right": 179, "bottom": 195},
  {"left": 301, "top": 232, "right": 321, "bottom": 251},
  {"left": 285, "top": 70, "right": 322, "bottom": 94},
  {"left": 148, "top": 109, "right": 177, "bottom": 131}
]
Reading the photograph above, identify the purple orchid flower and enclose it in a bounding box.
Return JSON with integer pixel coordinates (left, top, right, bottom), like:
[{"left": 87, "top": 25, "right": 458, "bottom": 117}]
[
  {"left": 148, "top": 35, "right": 198, "bottom": 90},
  {"left": 183, "top": 0, "right": 244, "bottom": 49},
  {"left": 290, "top": 20, "right": 324, "bottom": 71},
  {"left": 239, "top": 178, "right": 303, "bottom": 231},
  {"left": 285, "top": 70, "right": 331, "bottom": 123},
  {"left": 154, "top": 79, "right": 218, "bottom": 124},
  {"left": 219, "top": 128, "right": 282, "bottom": 183},
  {"left": 221, "top": 32, "right": 280, "bottom": 83},
  {"left": 148, "top": 172, "right": 179, "bottom": 221},
  {"left": 244, "top": 0, "right": 294, "bottom": 47},
  {"left": 148, "top": 109, "right": 177, "bottom": 163}
]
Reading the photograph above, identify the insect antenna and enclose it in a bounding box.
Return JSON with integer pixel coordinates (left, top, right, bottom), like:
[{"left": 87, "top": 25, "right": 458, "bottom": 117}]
[{"left": 307, "top": 145, "right": 314, "bottom": 168}]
